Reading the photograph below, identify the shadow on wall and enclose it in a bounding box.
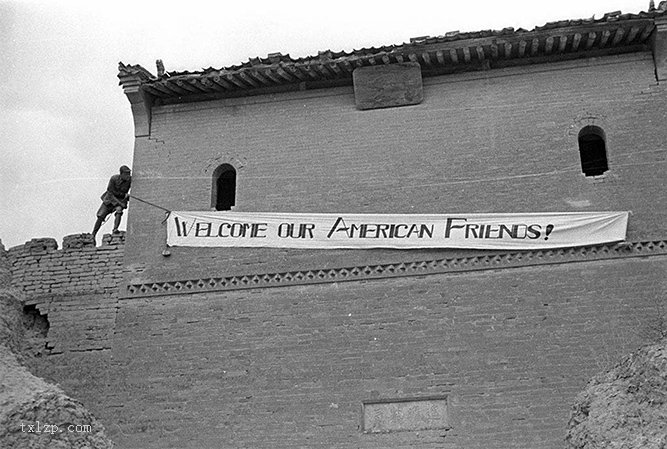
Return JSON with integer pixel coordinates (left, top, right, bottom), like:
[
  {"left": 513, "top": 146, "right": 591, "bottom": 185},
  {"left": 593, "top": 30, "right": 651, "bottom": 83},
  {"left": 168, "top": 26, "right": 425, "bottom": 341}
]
[{"left": 21, "top": 304, "right": 52, "bottom": 358}]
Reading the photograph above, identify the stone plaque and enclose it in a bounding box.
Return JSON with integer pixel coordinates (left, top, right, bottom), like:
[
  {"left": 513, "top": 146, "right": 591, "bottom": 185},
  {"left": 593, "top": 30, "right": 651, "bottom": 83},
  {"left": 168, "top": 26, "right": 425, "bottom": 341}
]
[
  {"left": 353, "top": 62, "right": 423, "bottom": 110},
  {"left": 362, "top": 396, "right": 449, "bottom": 433}
]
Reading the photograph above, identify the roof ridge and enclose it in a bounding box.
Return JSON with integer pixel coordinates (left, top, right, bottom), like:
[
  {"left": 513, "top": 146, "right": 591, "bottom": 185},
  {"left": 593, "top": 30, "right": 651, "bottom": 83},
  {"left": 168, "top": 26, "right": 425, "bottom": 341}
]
[
  {"left": 118, "top": 7, "right": 667, "bottom": 101},
  {"left": 153, "top": 8, "right": 666, "bottom": 78}
]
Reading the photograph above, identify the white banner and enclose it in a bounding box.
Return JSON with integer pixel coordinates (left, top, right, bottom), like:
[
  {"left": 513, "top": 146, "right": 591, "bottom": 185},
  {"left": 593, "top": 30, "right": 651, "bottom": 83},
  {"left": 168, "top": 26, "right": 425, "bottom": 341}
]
[{"left": 166, "top": 211, "right": 629, "bottom": 250}]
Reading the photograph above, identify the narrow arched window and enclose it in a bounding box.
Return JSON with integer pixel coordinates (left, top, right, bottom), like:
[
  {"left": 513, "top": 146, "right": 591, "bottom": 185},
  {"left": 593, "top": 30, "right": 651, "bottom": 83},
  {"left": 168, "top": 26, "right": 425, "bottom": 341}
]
[
  {"left": 212, "top": 164, "right": 236, "bottom": 211},
  {"left": 578, "top": 126, "right": 608, "bottom": 177}
]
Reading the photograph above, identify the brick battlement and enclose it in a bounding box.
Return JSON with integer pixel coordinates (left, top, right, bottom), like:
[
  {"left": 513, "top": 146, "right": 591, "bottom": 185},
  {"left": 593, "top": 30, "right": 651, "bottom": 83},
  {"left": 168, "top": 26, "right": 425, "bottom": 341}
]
[
  {"left": 0, "top": 233, "right": 123, "bottom": 423},
  {"left": 5, "top": 233, "right": 125, "bottom": 299}
]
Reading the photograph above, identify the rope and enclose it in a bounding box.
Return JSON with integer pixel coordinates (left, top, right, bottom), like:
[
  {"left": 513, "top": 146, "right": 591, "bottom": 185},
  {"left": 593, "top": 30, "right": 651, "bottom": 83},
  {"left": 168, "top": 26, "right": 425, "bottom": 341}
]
[
  {"left": 128, "top": 195, "right": 171, "bottom": 213},
  {"left": 128, "top": 195, "right": 171, "bottom": 223}
]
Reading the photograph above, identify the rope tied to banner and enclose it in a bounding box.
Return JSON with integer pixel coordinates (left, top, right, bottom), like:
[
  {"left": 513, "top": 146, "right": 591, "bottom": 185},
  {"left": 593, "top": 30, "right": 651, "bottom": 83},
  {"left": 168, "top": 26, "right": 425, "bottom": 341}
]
[
  {"left": 127, "top": 195, "right": 173, "bottom": 254},
  {"left": 128, "top": 195, "right": 172, "bottom": 223}
]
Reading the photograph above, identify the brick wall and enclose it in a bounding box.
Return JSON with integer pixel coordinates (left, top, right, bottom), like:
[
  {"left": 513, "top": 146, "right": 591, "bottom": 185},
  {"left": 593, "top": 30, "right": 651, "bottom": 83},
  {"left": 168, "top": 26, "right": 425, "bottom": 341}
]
[
  {"left": 105, "top": 51, "right": 667, "bottom": 447},
  {"left": 5, "top": 233, "right": 125, "bottom": 422},
  {"left": 2, "top": 49, "right": 665, "bottom": 449},
  {"left": 8, "top": 233, "right": 125, "bottom": 297},
  {"left": 107, "top": 255, "right": 667, "bottom": 449},
  {"left": 124, "top": 52, "right": 667, "bottom": 285}
]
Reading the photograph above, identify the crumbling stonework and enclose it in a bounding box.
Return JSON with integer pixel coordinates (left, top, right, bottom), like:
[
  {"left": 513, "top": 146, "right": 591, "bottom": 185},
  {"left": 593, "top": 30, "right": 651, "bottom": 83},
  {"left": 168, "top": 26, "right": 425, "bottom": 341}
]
[
  {"left": 0, "top": 240, "right": 115, "bottom": 449},
  {"left": 566, "top": 338, "right": 667, "bottom": 449},
  {"left": 8, "top": 233, "right": 124, "bottom": 297}
]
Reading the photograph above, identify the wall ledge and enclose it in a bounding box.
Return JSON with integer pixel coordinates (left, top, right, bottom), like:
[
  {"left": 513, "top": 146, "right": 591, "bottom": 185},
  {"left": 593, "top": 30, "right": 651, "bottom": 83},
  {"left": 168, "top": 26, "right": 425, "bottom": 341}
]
[{"left": 123, "top": 239, "right": 667, "bottom": 298}]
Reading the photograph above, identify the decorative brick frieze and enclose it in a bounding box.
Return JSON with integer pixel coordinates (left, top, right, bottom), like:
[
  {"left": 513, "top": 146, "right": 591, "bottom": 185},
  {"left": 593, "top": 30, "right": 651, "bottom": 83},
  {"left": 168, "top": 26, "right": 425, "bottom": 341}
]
[{"left": 123, "top": 239, "right": 667, "bottom": 298}]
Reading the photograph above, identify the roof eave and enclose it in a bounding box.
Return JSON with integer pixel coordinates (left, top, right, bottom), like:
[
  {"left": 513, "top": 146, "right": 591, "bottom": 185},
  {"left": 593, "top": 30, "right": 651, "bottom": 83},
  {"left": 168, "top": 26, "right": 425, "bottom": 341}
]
[{"left": 119, "top": 13, "right": 661, "bottom": 105}]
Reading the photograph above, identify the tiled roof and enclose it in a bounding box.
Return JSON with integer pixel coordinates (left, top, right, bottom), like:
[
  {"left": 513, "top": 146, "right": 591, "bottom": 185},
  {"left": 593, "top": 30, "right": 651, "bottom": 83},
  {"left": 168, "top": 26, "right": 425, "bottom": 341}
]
[{"left": 119, "top": 7, "right": 667, "bottom": 104}]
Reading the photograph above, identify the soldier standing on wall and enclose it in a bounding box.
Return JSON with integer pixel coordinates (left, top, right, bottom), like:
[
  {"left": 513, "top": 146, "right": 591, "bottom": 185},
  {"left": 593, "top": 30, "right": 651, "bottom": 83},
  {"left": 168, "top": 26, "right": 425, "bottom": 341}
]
[{"left": 92, "top": 165, "right": 132, "bottom": 239}]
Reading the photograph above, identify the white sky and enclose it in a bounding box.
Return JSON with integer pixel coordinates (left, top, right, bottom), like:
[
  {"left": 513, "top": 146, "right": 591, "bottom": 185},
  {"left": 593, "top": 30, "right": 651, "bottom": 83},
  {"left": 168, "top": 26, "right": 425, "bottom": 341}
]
[{"left": 0, "top": 0, "right": 651, "bottom": 249}]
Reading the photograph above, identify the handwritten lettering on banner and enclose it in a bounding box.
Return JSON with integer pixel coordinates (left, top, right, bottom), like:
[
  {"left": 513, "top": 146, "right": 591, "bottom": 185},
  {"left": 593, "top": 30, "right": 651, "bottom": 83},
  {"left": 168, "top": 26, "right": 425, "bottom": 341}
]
[{"left": 166, "top": 211, "right": 629, "bottom": 250}]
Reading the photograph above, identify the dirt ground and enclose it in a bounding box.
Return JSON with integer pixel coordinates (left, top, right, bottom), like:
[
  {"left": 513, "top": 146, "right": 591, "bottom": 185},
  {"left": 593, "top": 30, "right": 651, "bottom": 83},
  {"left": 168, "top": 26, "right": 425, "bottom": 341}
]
[
  {"left": 567, "top": 337, "right": 667, "bottom": 449},
  {"left": 0, "top": 290, "right": 114, "bottom": 449}
]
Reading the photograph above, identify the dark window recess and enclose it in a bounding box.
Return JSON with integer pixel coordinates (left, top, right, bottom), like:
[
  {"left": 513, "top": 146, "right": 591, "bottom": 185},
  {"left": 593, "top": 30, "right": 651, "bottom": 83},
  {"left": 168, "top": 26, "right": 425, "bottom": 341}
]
[
  {"left": 578, "top": 126, "right": 608, "bottom": 177},
  {"left": 212, "top": 164, "right": 236, "bottom": 211}
]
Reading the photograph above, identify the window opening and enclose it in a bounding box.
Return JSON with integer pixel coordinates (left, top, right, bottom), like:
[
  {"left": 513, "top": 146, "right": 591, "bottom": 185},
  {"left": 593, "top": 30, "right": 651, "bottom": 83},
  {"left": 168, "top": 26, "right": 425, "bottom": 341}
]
[
  {"left": 578, "top": 126, "right": 608, "bottom": 177},
  {"left": 212, "top": 164, "right": 236, "bottom": 211}
]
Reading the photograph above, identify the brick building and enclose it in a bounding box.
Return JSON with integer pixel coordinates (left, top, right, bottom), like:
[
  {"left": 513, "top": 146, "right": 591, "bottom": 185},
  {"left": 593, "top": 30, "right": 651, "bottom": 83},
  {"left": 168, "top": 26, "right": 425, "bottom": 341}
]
[{"left": 5, "top": 7, "right": 667, "bottom": 449}]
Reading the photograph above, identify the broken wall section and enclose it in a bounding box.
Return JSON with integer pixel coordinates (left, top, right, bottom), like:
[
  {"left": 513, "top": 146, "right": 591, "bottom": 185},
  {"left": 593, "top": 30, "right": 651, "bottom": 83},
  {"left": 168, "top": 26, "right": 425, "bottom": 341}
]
[
  {"left": 8, "top": 233, "right": 125, "bottom": 299},
  {"left": 0, "top": 257, "right": 114, "bottom": 449},
  {"left": 6, "top": 233, "right": 124, "bottom": 354},
  {"left": 4, "top": 233, "right": 125, "bottom": 428}
]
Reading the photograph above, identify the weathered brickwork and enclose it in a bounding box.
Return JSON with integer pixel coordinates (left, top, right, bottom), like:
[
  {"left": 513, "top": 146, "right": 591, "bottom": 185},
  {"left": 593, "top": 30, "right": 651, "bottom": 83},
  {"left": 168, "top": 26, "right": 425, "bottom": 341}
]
[
  {"left": 125, "top": 53, "right": 667, "bottom": 285},
  {"left": 2, "top": 43, "right": 666, "bottom": 448},
  {"left": 5, "top": 230, "right": 664, "bottom": 448},
  {"left": 107, "top": 256, "right": 667, "bottom": 449},
  {"left": 8, "top": 233, "right": 124, "bottom": 297},
  {"left": 4, "top": 233, "right": 124, "bottom": 422},
  {"left": 108, "top": 50, "right": 666, "bottom": 448}
]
